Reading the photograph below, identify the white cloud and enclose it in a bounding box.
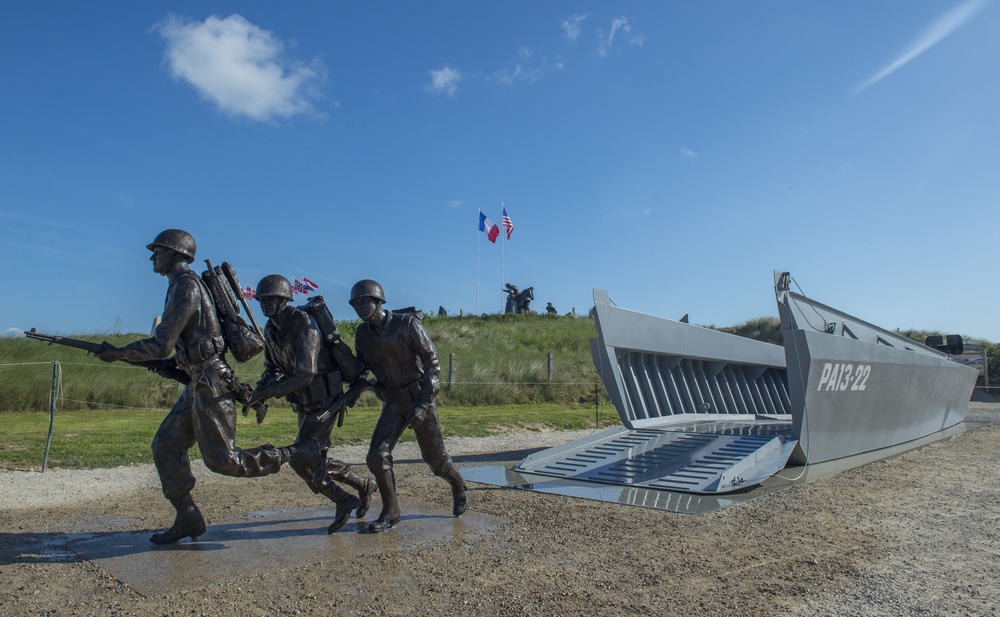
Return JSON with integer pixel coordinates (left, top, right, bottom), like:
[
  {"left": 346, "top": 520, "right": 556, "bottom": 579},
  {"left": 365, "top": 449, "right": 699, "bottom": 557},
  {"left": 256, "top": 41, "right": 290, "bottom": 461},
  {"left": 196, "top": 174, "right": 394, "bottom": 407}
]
[
  {"left": 854, "top": 0, "right": 987, "bottom": 94},
  {"left": 596, "top": 16, "right": 632, "bottom": 58},
  {"left": 680, "top": 147, "right": 698, "bottom": 159},
  {"left": 154, "top": 14, "right": 326, "bottom": 122},
  {"left": 494, "top": 61, "right": 555, "bottom": 85},
  {"left": 427, "top": 65, "right": 463, "bottom": 96},
  {"left": 428, "top": 13, "right": 638, "bottom": 96},
  {"left": 3, "top": 328, "right": 22, "bottom": 338},
  {"left": 562, "top": 14, "right": 587, "bottom": 42}
]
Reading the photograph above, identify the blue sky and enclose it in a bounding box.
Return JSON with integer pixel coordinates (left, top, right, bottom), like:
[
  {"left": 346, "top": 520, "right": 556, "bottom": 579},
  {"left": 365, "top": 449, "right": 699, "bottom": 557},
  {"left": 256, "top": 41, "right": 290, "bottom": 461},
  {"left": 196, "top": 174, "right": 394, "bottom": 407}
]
[{"left": 3, "top": 1, "right": 999, "bottom": 341}]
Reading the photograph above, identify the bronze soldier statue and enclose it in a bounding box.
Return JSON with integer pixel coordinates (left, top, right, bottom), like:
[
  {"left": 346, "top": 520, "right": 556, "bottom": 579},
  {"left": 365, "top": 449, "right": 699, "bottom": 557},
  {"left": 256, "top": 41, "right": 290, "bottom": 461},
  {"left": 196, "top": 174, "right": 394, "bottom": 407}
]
[
  {"left": 245, "top": 275, "right": 376, "bottom": 533},
  {"left": 503, "top": 283, "right": 519, "bottom": 314},
  {"left": 96, "top": 229, "right": 324, "bottom": 544},
  {"left": 349, "top": 279, "right": 468, "bottom": 533}
]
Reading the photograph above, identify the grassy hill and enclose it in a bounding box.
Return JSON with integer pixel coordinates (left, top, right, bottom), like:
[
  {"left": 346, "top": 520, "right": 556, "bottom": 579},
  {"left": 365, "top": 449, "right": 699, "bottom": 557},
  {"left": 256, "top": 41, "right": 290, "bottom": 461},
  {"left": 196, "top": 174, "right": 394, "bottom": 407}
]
[{"left": 0, "top": 313, "right": 602, "bottom": 413}]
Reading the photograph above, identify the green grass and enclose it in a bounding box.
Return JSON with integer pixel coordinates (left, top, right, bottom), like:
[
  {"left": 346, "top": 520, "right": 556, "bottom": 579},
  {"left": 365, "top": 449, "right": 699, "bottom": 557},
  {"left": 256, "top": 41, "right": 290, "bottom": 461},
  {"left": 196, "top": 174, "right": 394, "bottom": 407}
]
[
  {"left": 0, "top": 403, "right": 617, "bottom": 470},
  {"left": 1, "top": 315, "right": 613, "bottom": 469}
]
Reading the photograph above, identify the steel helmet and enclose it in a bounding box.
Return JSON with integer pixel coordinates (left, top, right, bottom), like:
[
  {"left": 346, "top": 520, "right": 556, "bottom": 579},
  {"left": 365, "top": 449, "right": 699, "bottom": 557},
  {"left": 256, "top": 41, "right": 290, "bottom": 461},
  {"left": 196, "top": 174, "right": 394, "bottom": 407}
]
[
  {"left": 146, "top": 229, "right": 196, "bottom": 263},
  {"left": 349, "top": 279, "right": 385, "bottom": 305},
  {"left": 256, "top": 275, "right": 294, "bottom": 301}
]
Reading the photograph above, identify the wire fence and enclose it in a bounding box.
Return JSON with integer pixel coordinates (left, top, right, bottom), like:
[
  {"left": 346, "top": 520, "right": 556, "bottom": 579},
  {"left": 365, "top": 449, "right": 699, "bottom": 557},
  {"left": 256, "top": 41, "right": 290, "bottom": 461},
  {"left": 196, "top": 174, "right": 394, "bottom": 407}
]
[{"left": 0, "top": 356, "right": 606, "bottom": 411}]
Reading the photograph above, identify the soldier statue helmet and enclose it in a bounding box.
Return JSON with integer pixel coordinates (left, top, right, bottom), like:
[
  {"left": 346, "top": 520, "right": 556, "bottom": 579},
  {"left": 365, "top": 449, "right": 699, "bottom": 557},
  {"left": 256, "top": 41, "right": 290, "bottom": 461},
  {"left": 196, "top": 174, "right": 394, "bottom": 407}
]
[
  {"left": 146, "top": 229, "right": 196, "bottom": 263},
  {"left": 256, "top": 274, "right": 295, "bottom": 301},
  {"left": 349, "top": 279, "right": 386, "bottom": 306},
  {"left": 255, "top": 275, "right": 295, "bottom": 319}
]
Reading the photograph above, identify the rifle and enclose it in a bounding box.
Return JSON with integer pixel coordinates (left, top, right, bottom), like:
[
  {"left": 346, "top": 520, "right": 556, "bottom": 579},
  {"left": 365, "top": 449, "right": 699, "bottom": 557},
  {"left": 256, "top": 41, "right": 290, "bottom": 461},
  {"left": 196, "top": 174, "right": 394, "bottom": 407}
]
[
  {"left": 220, "top": 261, "right": 262, "bottom": 337},
  {"left": 24, "top": 329, "right": 189, "bottom": 384},
  {"left": 24, "top": 328, "right": 267, "bottom": 419},
  {"left": 315, "top": 375, "right": 376, "bottom": 428}
]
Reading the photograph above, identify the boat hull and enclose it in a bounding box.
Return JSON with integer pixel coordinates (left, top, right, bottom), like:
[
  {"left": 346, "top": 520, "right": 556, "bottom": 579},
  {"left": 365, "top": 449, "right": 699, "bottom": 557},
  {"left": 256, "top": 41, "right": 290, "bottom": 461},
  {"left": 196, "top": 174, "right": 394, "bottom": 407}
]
[{"left": 784, "top": 327, "right": 975, "bottom": 464}]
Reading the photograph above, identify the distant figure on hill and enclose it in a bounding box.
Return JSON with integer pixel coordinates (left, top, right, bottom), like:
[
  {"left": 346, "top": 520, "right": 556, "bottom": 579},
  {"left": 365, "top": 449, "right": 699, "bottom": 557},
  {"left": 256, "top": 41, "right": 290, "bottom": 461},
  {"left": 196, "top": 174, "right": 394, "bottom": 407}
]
[
  {"left": 503, "top": 283, "right": 519, "bottom": 314},
  {"left": 546, "top": 302, "right": 557, "bottom": 315},
  {"left": 96, "top": 229, "right": 321, "bottom": 545},
  {"left": 504, "top": 283, "right": 534, "bottom": 314}
]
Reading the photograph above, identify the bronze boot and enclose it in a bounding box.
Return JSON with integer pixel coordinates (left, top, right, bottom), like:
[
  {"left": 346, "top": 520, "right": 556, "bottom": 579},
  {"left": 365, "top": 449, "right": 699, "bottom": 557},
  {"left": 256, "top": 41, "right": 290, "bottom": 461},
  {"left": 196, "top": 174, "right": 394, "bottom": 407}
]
[
  {"left": 150, "top": 495, "right": 206, "bottom": 545},
  {"left": 451, "top": 478, "right": 468, "bottom": 517},
  {"left": 438, "top": 466, "right": 468, "bottom": 516},
  {"left": 367, "top": 472, "right": 401, "bottom": 533},
  {"left": 329, "top": 464, "right": 378, "bottom": 518},
  {"left": 321, "top": 484, "right": 361, "bottom": 534}
]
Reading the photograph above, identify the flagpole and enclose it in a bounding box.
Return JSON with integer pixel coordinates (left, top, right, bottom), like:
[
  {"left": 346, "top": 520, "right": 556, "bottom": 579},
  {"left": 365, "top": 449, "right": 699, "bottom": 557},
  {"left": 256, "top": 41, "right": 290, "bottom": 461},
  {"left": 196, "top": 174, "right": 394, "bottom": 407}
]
[
  {"left": 476, "top": 209, "right": 481, "bottom": 315},
  {"left": 500, "top": 201, "right": 505, "bottom": 313}
]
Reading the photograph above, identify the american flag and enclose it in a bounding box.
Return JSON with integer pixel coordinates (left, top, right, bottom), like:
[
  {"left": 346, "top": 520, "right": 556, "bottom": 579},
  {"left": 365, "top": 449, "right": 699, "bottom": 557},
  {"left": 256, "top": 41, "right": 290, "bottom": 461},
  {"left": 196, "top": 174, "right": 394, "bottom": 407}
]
[{"left": 501, "top": 205, "right": 514, "bottom": 240}]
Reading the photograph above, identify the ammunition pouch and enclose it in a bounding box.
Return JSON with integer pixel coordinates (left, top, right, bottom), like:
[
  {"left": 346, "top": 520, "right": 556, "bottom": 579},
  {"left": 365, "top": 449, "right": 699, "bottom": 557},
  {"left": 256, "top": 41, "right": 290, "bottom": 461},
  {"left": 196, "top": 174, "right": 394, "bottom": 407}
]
[
  {"left": 176, "top": 335, "right": 225, "bottom": 368},
  {"left": 382, "top": 381, "right": 423, "bottom": 406},
  {"left": 289, "top": 370, "right": 343, "bottom": 412}
]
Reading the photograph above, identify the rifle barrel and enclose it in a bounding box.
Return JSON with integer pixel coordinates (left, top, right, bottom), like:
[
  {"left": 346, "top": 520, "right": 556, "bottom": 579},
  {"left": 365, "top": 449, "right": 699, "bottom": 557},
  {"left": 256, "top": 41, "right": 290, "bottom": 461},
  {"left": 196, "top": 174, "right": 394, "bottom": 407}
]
[{"left": 24, "top": 330, "right": 103, "bottom": 354}]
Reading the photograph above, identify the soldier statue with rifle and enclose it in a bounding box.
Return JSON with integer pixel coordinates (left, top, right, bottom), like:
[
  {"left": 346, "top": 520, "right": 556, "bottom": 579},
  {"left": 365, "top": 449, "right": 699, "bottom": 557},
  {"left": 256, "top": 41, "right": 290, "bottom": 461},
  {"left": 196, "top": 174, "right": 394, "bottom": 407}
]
[
  {"left": 244, "top": 275, "right": 376, "bottom": 533},
  {"left": 86, "top": 229, "right": 326, "bottom": 544},
  {"left": 349, "top": 279, "right": 468, "bottom": 533}
]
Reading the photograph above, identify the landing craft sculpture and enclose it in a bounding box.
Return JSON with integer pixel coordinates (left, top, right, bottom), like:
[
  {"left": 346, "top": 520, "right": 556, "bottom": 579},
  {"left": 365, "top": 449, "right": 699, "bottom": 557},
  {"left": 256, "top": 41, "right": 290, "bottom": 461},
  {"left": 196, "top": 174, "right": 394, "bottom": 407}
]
[{"left": 506, "top": 271, "right": 977, "bottom": 496}]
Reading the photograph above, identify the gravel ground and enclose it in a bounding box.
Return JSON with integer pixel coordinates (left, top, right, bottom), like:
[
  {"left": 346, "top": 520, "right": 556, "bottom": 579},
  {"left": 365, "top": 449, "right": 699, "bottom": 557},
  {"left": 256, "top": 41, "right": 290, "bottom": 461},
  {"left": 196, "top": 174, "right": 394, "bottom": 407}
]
[{"left": 2, "top": 404, "right": 1000, "bottom": 616}]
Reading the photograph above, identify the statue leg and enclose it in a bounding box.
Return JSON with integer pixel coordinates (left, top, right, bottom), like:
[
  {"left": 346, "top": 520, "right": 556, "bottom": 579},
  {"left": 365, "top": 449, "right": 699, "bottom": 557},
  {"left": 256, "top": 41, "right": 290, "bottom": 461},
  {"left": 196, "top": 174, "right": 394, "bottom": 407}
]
[
  {"left": 318, "top": 481, "right": 361, "bottom": 534},
  {"left": 414, "top": 404, "right": 468, "bottom": 517},
  {"left": 150, "top": 493, "right": 206, "bottom": 545},
  {"left": 149, "top": 389, "right": 205, "bottom": 543},
  {"left": 191, "top": 378, "right": 288, "bottom": 478},
  {"left": 151, "top": 390, "right": 198, "bottom": 501},
  {"left": 328, "top": 459, "right": 377, "bottom": 518},
  {"left": 365, "top": 404, "right": 405, "bottom": 532}
]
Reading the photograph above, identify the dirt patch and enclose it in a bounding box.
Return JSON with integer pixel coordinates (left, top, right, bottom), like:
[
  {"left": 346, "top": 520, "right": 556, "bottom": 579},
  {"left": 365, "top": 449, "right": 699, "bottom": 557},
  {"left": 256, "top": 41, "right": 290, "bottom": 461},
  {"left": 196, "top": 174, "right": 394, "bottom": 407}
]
[{"left": 2, "top": 407, "right": 999, "bottom": 616}]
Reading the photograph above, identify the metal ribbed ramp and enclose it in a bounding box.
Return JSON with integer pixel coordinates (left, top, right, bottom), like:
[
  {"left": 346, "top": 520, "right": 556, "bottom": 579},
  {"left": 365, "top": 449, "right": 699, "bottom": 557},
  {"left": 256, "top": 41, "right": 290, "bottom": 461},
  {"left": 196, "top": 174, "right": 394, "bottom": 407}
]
[{"left": 514, "top": 421, "right": 797, "bottom": 494}]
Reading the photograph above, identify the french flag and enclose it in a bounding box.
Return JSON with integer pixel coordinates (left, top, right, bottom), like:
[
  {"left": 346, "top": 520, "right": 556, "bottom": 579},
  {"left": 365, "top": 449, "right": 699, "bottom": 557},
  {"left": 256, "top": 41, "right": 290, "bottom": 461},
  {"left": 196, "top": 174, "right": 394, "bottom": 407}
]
[{"left": 479, "top": 212, "right": 499, "bottom": 243}]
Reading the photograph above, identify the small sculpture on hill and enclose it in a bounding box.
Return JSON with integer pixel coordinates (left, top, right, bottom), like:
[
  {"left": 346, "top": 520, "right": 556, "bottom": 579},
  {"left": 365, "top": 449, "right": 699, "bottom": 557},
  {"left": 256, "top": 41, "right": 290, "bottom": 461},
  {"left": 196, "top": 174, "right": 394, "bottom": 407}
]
[{"left": 503, "top": 283, "right": 534, "bottom": 314}]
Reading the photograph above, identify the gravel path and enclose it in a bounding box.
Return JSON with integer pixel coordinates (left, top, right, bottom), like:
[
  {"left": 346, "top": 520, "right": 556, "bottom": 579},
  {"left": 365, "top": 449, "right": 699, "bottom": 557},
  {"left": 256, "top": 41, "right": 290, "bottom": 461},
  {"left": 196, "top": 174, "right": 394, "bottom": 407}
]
[{"left": 2, "top": 405, "right": 999, "bottom": 616}]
